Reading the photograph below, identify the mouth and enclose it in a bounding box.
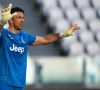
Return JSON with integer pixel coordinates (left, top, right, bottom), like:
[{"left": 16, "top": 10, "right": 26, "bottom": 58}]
[{"left": 20, "top": 24, "right": 23, "bottom": 27}]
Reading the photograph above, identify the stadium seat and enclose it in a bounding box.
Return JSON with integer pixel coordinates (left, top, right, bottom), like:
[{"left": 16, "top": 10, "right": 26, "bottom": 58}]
[
  {"left": 40, "top": 0, "right": 57, "bottom": 8},
  {"left": 85, "top": 41, "right": 100, "bottom": 56},
  {"left": 36, "top": 0, "right": 42, "bottom": 5},
  {"left": 64, "top": 6, "right": 80, "bottom": 20},
  {"left": 74, "top": 0, "right": 90, "bottom": 9},
  {"left": 81, "top": 7, "right": 96, "bottom": 21},
  {"left": 90, "top": 0, "right": 100, "bottom": 9},
  {"left": 78, "top": 30, "right": 94, "bottom": 44},
  {"left": 57, "top": 0, "right": 73, "bottom": 9},
  {"left": 40, "top": 0, "right": 58, "bottom": 16},
  {"left": 68, "top": 41, "right": 84, "bottom": 56},
  {"left": 52, "top": 18, "right": 70, "bottom": 33},
  {"left": 88, "top": 18, "right": 100, "bottom": 32},
  {"left": 71, "top": 18, "right": 87, "bottom": 29},
  {"left": 95, "top": 31, "right": 100, "bottom": 42},
  {"left": 60, "top": 34, "right": 77, "bottom": 53},
  {"left": 46, "top": 7, "right": 64, "bottom": 27},
  {"left": 35, "top": 0, "right": 100, "bottom": 57},
  {"left": 97, "top": 8, "right": 100, "bottom": 18},
  {"left": 46, "top": 7, "right": 63, "bottom": 20}
]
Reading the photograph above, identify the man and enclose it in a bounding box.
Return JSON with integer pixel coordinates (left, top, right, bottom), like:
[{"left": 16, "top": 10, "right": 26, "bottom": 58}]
[{"left": 0, "top": 3, "right": 80, "bottom": 90}]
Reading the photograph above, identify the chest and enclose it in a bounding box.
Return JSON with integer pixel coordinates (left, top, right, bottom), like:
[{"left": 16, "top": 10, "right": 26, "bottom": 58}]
[{"left": 2, "top": 33, "right": 28, "bottom": 54}]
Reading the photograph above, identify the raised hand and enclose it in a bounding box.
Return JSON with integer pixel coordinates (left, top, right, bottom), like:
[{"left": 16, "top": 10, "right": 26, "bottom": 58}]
[{"left": 0, "top": 3, "right": 17, "bottom": 25}]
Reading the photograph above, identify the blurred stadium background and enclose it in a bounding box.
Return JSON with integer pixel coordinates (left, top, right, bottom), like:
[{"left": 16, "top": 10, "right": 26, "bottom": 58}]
[{"left": 0, "top": 0, "right": 100, "bottom": 90}]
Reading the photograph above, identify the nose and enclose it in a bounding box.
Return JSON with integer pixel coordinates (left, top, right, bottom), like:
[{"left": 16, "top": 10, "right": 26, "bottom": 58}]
[
  {"left": 21, "top": 18, "right": 24, "bottom": 22},
  {"left": 20, "top": 17, "right": 24, "bottom": 22}
]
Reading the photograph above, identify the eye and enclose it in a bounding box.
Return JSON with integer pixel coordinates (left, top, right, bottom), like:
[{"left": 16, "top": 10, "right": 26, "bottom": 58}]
[
  {"left": 18, "top": 16, "right": 21, "bottom": 18},
  {"left": 18, "top": 16, "right": 24, "bottom": 19}
]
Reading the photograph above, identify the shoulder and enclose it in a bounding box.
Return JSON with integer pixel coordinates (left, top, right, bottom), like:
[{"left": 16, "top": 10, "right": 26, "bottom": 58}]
[
  {"left": 20, "top": 30, "right": 33, "bottom": 39},
  {"left": 2, "top": 28, "right": 7, "bottom": 32},
  {"left": 0, "top": 28, "right": 7, "bottom": 37},
  {"left": 20, "top": 30, "right": 35, "bottom": 37},
  {"left": 1, "top": 28, "right": 8, "bottom": 34},
  {"left": 20, "top": 30, "right": 29, "bottom": 35}
]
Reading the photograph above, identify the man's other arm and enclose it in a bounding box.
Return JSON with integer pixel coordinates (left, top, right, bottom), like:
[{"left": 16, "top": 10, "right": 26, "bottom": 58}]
[
  {"left": 33, "top": 33, "right": 60, "bottom": 46},
  {"left": 33, "top": 23, "right": 80, "bottom": 46}
]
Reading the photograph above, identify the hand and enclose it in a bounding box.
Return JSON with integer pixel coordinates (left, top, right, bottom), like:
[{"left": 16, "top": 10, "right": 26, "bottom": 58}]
[
  {"left": 64, "top": 23, "right": 80, "bottom": 37},
  {"left": 0, "top": 3, "right": 17, "bottom": 25},
  {"left": 59, "top": 23, "right": 80, "bottom": 38}
]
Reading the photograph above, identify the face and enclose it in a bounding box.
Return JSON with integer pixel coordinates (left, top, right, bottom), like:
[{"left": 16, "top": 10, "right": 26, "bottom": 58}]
[{"left": 11, "top": 12, "right": 24, "bottom": 30}]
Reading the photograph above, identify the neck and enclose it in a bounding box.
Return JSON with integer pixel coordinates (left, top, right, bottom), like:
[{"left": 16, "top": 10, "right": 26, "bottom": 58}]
[{"left": 8, "top": 26, "right": 19, "bottom": 34}]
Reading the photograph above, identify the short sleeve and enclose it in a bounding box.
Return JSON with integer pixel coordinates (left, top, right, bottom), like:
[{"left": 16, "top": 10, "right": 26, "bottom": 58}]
[{"left": 27, "top": 33, "right": 36, "bottom": 45}]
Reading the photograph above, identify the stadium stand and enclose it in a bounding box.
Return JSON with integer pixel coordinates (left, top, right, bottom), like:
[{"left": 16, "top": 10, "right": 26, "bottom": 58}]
[
  {"left": 78, "top": 30, "right": 94, "bottom": 44},
  {"left": 90, "top": 0, "right": 100, "bottom": 9},
  {"left": 74, "top": 0, "right": 90, "bottom": 9},
  {"left": 35, "top": 0, "right": 100, "bottom": 57},
  {"left": 57, "top": 0, "right": 73, "bottom": 9},
  {"left": 85, "top": 41, "right": 100, "bottom": 56},
  {"left": 97, "top": 8, "right": 100, "bottom": 18},
  {"left": 95, "top": 30, "right": 100, "bottom": 42},
  {"left": 60, "top": 34, "right": 77, "bottom": 54},
  {"left": 64, "top": 6, "right": 80, "bottom": 20},
  {"left": 52, "top": 18, "right": 70, "bottom": 33},
  {"left": 88, "top": 18, "right": 100, "bottom": 32},
  {"left": 68, "top": 41, "right": 85, "bottom": 56},
  {"left": 81, "top": 7, "right": 96, "bottom": 21}
]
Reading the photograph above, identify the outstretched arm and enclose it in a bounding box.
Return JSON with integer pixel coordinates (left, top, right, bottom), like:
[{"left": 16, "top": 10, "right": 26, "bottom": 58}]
[
  {"left": 33, "top": 33, "right": 60, "bottom": 46},
  {"left": 33, "top": 23, "right": 80, "bottom": 46}
]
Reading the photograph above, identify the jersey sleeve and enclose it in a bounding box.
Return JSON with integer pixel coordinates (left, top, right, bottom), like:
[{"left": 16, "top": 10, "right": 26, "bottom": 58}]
[{"left": 27, "top": 33, "right": 36, "bottom": 45}]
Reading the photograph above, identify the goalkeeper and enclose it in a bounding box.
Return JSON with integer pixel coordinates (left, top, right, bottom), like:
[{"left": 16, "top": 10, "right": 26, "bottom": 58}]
[{"left": 0, "top": 3, "right": 80, "bottom": 90}]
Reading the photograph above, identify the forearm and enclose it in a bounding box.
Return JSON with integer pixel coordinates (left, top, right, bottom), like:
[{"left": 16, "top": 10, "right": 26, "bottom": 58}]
[
  {"left": 33, "top": 33, "right": 61, "bottom": 46},
  {"left": 33, "top": 23, "right": 80, "bottom": 46},
  {"left": 43, "top": 33, "right": 60, "bottom": 44}
]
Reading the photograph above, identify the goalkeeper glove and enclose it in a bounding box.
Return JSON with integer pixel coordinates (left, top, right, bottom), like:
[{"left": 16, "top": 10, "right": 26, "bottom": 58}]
[
  {"left": 0, "top": 3, "right": 17, "bottom": 25},
  {"left": 59, "top": 23, "right": 80, "bottom": 38}
]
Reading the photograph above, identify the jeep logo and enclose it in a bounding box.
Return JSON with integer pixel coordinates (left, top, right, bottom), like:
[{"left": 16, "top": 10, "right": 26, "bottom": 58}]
[{"left": 10, "top": 44, "right": 24, "bottom": 54}]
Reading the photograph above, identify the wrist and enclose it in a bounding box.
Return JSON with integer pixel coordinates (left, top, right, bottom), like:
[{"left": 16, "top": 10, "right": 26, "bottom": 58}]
[
  {"left": 59, "top": 32, "right": 65, "bottom": 38},
  {"left": 0, "top": 19, "right": 7, "bottom": 25}
]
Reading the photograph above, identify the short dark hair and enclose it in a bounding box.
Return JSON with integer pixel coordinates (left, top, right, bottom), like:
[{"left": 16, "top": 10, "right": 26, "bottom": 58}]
[{"left": 11, "top": 7, "right": 24, "bottom": 14}]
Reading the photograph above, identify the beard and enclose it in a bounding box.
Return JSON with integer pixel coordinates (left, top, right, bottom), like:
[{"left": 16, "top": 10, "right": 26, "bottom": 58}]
[{"left": 14, "top": 24, "right": 23, "bottom": 31}]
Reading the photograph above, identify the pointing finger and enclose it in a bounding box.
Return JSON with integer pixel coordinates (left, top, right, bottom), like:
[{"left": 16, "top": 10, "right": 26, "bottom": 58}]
[
  {"left": 74, "top": 26, "right": 81, "bottom": 30},
  {"left": 1, "top": 3, "right": 12, "bottom": 13},
  {"left": 7, "top": 3, "right": 12, "bottom": 11},
  {"left": 69, "top": 23, "right": 78, "bottom": 31}
]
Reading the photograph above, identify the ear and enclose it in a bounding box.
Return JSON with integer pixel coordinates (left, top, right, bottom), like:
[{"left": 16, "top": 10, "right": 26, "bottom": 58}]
[{"left": 8, "top": 18, "right": 13, "bottom": 24}]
